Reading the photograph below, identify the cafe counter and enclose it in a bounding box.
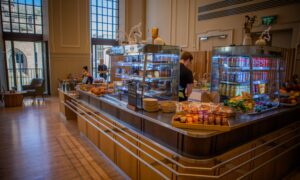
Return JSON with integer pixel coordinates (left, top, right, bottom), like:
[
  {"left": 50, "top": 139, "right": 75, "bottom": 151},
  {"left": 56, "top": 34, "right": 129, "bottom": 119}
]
[{"left": 59, "top": 89, "right": 300, "bottom": 179}]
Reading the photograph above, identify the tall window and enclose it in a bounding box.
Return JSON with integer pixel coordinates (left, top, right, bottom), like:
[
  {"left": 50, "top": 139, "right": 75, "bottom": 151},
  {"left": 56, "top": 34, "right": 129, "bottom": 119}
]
[
  {"left": 1, "top": 0, "right": 42, "bottom": 34},
  {"left": 90, "top": 0, "right": 119, "bottom": 79},
  {"left": 90, "top": 0, "right": 119, "bottom": 39},
  {"left": 1, "top": 0, "right": 48, "bottom": 93}
]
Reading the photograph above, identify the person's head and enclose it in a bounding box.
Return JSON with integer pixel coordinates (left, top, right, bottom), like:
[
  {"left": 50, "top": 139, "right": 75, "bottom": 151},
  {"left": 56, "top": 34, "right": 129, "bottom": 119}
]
[
  {"left": 83, "top": 66, "right": 88, "bottom": 72},
  {"left": 100, "top": 59, "right": 104, "bottom": 65},
  {"left": 180, "top": 51, "right": 193, "bottom": 67}
]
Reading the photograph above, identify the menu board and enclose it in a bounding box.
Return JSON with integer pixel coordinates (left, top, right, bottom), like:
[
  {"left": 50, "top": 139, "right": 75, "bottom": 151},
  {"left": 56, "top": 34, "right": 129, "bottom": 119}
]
[{"left": 128, "top": 81, "right": 138, "bottom": 108}]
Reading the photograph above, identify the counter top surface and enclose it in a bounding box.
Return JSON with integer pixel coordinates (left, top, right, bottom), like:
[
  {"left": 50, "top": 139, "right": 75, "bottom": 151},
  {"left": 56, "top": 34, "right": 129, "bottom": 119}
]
[{"left": 62, "top": 89, "right": 300, "bottom": 138}]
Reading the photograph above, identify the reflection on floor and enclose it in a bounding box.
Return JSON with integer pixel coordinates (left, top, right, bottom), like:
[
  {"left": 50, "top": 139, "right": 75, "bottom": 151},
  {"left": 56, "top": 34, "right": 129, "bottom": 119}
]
[{"left": 0, "top": 97, "right": 127, "bottom": 180}]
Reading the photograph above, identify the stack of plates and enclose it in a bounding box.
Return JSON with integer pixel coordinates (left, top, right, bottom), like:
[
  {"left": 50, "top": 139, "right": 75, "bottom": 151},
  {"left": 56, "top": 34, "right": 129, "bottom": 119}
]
[
  {"left": 143, "top": 98, "right": 159, "bottom": 112},
  {"left": 160, "top": 101, "right": 177, "bottom": 113}
]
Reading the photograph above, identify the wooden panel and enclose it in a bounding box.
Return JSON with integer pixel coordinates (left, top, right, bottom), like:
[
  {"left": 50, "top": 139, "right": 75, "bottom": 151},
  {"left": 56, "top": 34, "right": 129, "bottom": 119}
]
[
  {"left": 119, "top": 109, "right": 142, "bottom": 130},
  {"left": 175, "top": 0, "right": 189, "bottom": 47},
  {"left": 115, "top": 127, "right": 138, "bottom": 179},
  {"left": 59, "top": 0, "right": 80, "bottom": 47},
  {"left": 87, "top": 118, "right": 99, "bottom": 147},
  {"left": 98, "top": 113, "right": 115, "bottom": 162},
  {"left": 190, "top": 51, "right": 211, "bottom": 82},
  {"left": 143, "top": 120, "right": 178, "bottom": 153},
  {"left": 77, "top": 114, "right": 87, "bottom": 136},
  {"left": 139, "top": 138, "right": 173, "bottom": 180},
  {"left": 58, "top": 91, "right": 65, "bottom": 114}
]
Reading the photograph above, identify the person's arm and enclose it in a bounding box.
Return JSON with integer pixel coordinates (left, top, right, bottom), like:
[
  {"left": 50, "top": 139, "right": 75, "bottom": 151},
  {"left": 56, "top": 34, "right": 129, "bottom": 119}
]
[
  {"left": 185, "top": 70, "right": 194, "bottom": 97},
  {"left": 186, "top": 83, "right": 193, "bottom": 97}
]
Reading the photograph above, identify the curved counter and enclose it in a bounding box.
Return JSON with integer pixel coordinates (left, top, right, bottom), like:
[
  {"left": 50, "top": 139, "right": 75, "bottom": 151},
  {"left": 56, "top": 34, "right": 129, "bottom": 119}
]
[
  {"left": 59, "top": 89, "right": 300, "bottom": 179},
  {"left": 75, "top": 89, "right": 300, "bottom": 159}
]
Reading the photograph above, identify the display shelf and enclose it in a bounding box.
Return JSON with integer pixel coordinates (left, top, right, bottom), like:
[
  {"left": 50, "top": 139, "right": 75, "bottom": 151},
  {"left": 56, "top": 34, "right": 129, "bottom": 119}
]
[
  {"left": 109, "top": 44, "right": 180, "bottom": 102},
  {"left": 253, "top": 80, "right": 269, "bottom": 84},
  {"left": 115, "top": 73, "right": 174, "bottom": 81},
  {"left": 253, "top": 94, "right": 268, "bottom": 98},
  {"left": 220, "top": 81, "right": 250, "bottom": 85},
  {"left": 211, "top": 46, "right": 283, "bottom": 101}
]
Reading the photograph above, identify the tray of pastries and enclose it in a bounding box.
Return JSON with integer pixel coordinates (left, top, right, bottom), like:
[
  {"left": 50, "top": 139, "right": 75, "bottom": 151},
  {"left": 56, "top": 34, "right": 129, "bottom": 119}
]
[{"left": 172, "top": 102, "right": 234, "bottom": 131}]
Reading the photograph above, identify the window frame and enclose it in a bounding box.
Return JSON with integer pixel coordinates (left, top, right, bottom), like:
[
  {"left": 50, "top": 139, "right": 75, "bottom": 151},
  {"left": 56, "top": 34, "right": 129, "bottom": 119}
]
[{"left": 0, "top": 0, "right": 43, "bottom": 35}]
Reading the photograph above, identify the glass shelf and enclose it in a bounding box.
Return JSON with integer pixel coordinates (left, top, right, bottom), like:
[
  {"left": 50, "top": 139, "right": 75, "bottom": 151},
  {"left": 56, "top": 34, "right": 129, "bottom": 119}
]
[
  {"left": 109, "top": 44, "right": 180, "bottom": 103},
  {"left": 212, "top": 46, "right": 284, "bottom": 101}
]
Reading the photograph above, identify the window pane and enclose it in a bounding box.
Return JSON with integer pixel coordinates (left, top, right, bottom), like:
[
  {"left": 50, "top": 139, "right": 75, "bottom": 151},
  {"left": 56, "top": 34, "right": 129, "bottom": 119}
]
[
  {"left": 27, "top": 24, "right": 34, "bottom": 33},
  {"left": 3, "top": 22, "right": 11, "bottom": 32},
  {"left": 26, "top": 0, "right": 33, "bottom": 5},
  {"left": 108, "top": 24, "right": 112, "bottom": 31},
  {"left": 90, "top": 0, "right": 119, "bottom": 40},
  {"left": 35, "top": 15, "right": 42, "bottom": 24},
  {"left": 26, "top": 5, "right": 33, "bottom": 14},
  {"left": 103, "top": 16, "right": 107, "bottom": 23},
  {"left": 35, "top": 25, "right": 42, "bottom": 34},
  {"left": 107, "top": 32, "right": 112, "bottom": 39},
  {"left": 98, "top": 23, "right": 102, "bottom": 30},
  {"left": 12, "top": 23, "right": 19, "bottom": 32},
  {"left": 97, "top": 7, "right": 102, "bottom": 14},
  {"left": 103, "top": 24, "right": 107, "bottom": 31},
  {"left": 113, "top": 1, "right": 118, "bottom": 9},
  {"left": 1, "top": 3, "right": 9, "bottom": 11},
  {"left": 92, "top": 22, "right": 96, "bottom": 29},
  {"left": 107, "top": 1, "right": 112, "bottom": 8},
  {"left": 20, "top": 23, "right": 27, "bottom": 33},
  {"left": 113, "top": 9, "right": 118, "bottom": 17},
  {"left": 17, "top": 4, "right": 25, "bottom": 13},
  {"left": 92, "top": 29, "right": 97, "bottom": 38},
  {"left": 91, "top": 6, "right": 96, "bottom": 13},
  {"left": 98, "top": 16, "right": 102, "bottom": 22},
  {"left": 34, "top": 0, "right": 42, "bottom": 6},
  {"left": 34, "top": 6, "right": 41, "bottom": 15},
  {"left": 27, "top": 15, "right": 34, "bottom": 24},
  {"left": 1, "top": 0, "right": 43, "bottom": 34},
  {"left": 108, "top": 16, "right": 112, "bottom": 23},
  {"left": 91, "top": 14, "right": 96, "bottom": 21},
  {"left": 108, "top": 9, "right": 112, "bottom": 16},
  {"left": 2, "top": 12, "right": 10, "bottom": 21}
]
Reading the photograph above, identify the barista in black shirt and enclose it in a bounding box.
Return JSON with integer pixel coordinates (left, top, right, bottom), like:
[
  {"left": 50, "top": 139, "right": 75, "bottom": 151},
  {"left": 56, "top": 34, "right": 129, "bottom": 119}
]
[{"left": 179, "top": 51, "right": 194, "bottom": 102}]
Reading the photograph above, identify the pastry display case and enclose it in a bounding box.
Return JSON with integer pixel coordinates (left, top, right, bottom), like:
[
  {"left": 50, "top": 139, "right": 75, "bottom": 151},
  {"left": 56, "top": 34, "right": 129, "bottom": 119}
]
[
  {"left": 108, "top": 44, "right": 180, "bottom": 104},
  {"left": 211, "top": 46, "right": 284, "bottom": 102}
]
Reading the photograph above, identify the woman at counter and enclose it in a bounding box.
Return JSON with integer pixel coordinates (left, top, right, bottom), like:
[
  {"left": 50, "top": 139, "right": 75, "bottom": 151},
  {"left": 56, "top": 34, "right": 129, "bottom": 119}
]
[
  {"left": 82, "top": 66, "right": 93, "bottom": 84},
  {"left": 179, "top": 51, "right": 194, "bottom": 102}
]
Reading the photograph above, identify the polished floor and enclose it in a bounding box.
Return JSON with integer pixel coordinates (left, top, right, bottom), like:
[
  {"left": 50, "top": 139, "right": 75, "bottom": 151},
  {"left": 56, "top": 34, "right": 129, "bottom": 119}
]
[{"left": 0, "top": 98, "right": 126, "bottom": 180}]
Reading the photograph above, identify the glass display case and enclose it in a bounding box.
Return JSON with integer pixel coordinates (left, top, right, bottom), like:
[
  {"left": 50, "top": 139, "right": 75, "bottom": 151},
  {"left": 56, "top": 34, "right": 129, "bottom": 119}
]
[
  {"left": 211, "top": 46, "right": 284, "bottom": 102},
  {"left": 108, "top": 44, "right": 180, "bottom": 105}
]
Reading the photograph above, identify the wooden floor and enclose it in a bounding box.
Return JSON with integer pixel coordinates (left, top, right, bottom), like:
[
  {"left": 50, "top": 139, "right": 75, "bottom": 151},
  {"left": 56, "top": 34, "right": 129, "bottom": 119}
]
[{"left": 0, "top": 97, "right": 127, "bottom": 180}]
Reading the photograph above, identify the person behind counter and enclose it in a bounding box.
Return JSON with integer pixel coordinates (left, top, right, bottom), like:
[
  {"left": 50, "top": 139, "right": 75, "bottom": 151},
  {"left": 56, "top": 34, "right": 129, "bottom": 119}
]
[
  {"left": 82, "top": 66, "right": 93, "bottom": 84},
  {"left": 98, "top": 59, "right": 108, "bottom": 80},
  {"left": 179, "top": 51, "right": 194, "bottom": 102}
]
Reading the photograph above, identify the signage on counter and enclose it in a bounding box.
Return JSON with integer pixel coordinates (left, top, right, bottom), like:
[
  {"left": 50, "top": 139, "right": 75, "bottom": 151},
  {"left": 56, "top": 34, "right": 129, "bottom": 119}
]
[{"left": 127, "top": 81, "right": 138, "bottom": 110}]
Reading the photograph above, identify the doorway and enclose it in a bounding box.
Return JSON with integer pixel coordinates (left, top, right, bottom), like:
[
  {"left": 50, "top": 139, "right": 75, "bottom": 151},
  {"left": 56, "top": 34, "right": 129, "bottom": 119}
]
[
  {"left": 91, "top": 44, "right": 112, "bottom": 80},
  {"left": 5, "top": 40, "right": 48, "bottom": 93}
]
